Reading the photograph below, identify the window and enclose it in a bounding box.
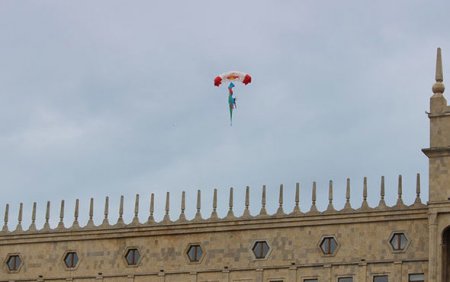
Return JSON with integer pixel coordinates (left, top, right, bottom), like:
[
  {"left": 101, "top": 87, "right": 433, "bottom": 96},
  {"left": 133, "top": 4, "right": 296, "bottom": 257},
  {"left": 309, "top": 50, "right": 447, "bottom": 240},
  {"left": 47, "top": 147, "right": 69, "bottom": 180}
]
[
  {"left": 320, "top": 236, "right": 338, "bottom": 255},
  {"left": 187, "top": 244, "right": 203, "bottom": 262},
  {"left": 304, "top": 279, "right": 318, "bottom": 282},
  {"left": 64, "top": 252, "right": 79, "bottom": 268},
  {"left": 252, "top": 241, "right": 270, "bottom": 259},
  {"left": 6, "top": 255, "right": 22, "bottom": 271},
  {"left": 408, "top": 274, "right": 424, "bottom": 282},
  {"left": 338, "top": 278, "right": 353, "bottom": 282},
  {"left": 374, "top": 275, "right": 388, "bottom": 282},
  {"left": 125, "top": 248, "right": 141, "bottom": 265},
  {"left": 389, "top": 232, "right": 408, "bottom": 251}
]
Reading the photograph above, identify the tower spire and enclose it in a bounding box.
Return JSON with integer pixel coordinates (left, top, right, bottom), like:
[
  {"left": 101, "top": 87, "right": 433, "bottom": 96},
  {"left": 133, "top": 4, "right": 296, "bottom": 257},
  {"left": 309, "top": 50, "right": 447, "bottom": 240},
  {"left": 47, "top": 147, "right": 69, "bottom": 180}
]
[
  {"left": 432, "top": 47, "right": 445, "bottom": 95},
  {"left": 431, "top": 48, "right": 447, "bottom": 113},
  {"left": 436, "top": 48, "right": 444, "bottom": 83}
]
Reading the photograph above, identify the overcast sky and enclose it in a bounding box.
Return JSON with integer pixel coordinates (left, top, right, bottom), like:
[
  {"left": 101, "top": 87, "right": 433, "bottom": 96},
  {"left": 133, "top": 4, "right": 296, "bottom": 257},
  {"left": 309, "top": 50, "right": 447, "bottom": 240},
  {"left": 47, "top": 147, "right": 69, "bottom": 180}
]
[{"left": 1, "top": 1, "right": 449, "bottom": 228}]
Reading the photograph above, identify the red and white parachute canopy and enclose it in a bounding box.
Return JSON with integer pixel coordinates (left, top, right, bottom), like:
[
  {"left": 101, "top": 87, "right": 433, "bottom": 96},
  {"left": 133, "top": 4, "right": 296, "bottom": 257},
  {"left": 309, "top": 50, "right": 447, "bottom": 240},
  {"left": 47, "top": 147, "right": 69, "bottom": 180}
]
[{"left": 214, "top": 71, "right": 252, "bottom": 87}]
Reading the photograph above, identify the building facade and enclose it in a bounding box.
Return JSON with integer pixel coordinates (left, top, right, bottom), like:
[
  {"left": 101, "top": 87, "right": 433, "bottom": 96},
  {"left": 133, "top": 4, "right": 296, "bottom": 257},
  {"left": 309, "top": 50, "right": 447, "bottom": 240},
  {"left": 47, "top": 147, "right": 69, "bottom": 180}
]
[{"left": 0, "top": 49, "right": 449, "bottom": 282}]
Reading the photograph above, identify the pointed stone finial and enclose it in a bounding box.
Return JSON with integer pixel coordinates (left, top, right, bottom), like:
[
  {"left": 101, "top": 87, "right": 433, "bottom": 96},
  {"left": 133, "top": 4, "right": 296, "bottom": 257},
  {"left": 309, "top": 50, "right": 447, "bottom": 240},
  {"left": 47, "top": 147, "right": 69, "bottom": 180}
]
[
  {"left": 57, "top": 200, "right": 65, "bottom": 229},
  {"left": 344, "top": 178, "right": 352, "bottom": 210},
  {"left": 194, "top": 190, "right": 202, "bottom": 220},
  {"left": 361, "top": 177, "right": 369, "bottom": 210},
  {"left": 179, "top": 191, "right": 186, "bottom": 221},
  {"left": 276, "top": 184, "right": 284, "bottom": 215},
  {"left": 86, "top": 198, "right": 95, "bottom": 227},
  {"left": 431, "top": 48, "right": 447, "bottom": 112},
  {"left": 16, "top": 203, "right": 23, "bottom": 232},
  {"left": 73, "top": 199, "right": 80, "bottom": 228},
  {"left": 43, "top": 201, "right": 51, "bottom": 230},
  {"left": 2, "top": 204, "right": 9, "bottom": 232},
  {"left": 377, "top": 176, "right": 387, "bottom": 209},
  {"left": 396, "top": 175, "right": 405, "bottom": 207},
  {"left": 433, "top": 48, "right": 445, "bottom": 90},
  {"left": 309, "top": 182, "right": 318, "bottom": 213},
  {"left": 148, "top": 193, "right": 155, "bottom": 223},
  {"left": 227, "top": 187, "right": 234, "bottom": 218},
  {"left": 102, "top": 196, "right": 110, "bottom": 226},
  {"left": 415, "top": 173, "right": 422, "bottom": 204},
  {"left": 163, "top": 192, "right": 171, "bottom": 223},
  {"left": 292, "top": 182, "right": 301, "bottom": 215},
  {"left": 29, "top": 202, "right": 37, "bottom": 231},
  {"left": 132, "top": 194, "right": 140, "bottom": 225},
  {"left": 210, "top": 189, "right": 218, "bottom": 220},
  {"left": 326, "top": 180, "right": 335, "bottom": 212},
  {"left": 243, "top": 186, "right": 251, "bottom": 218},
  {"left": 259, "top": 185, "right": 267, "bottom": 216},
  {"left": 437, "top": 48, "right": 444, "bottom": 81},
  {"left": 117, "top": 195, "right": 124, "bottom": 225}
]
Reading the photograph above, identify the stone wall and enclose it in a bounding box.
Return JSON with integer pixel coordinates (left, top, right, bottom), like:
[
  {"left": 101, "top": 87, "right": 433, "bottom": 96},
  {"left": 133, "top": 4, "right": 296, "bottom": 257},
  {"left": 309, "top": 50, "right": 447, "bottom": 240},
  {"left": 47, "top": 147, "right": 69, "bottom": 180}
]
[{"left": 0, "top": 176, "right": 428, "bottom": 282}]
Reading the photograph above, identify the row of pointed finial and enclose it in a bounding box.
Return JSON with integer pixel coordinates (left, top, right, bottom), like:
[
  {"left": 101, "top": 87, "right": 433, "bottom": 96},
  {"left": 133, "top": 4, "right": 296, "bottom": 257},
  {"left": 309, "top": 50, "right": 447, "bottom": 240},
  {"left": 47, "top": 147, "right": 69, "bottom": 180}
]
[{"left": 0, "top": 174, "right": 425, "bottom": 234}]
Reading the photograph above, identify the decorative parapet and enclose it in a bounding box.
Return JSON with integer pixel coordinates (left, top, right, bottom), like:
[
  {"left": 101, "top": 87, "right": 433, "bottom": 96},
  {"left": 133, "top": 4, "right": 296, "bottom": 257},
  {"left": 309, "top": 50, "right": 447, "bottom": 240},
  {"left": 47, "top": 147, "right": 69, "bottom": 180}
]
[{"left": 0, "top": 174, "right": 426, "bottom": 236}]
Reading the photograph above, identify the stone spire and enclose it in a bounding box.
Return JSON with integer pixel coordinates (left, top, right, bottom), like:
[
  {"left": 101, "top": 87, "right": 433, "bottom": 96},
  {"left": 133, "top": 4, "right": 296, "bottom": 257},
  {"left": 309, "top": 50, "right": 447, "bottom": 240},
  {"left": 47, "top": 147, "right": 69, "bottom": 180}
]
[
  {"left": 431, "top": 47, "right": 447, "bottom": 113},
  {"left": 396, "top": 175, "right": 405, "bottom": 207},
  {"left": 2, "top": 204, "right": 9, "bottom": 232},
  {"left": 179, "top": 191, "right": 186, "bottom": 222},
  {"left": 291, "top": 182, "right": 301, "bottom": 215},
  {"left": 227, "top": 187, "right": 235, "bottom": 218},
  {"left": 326, "top": 180, "right": 335, "bottom": 212},
  {"left": 43, "top": 201, "right": 51, "bottom": 230},
  {"left": 194, "top": 190, "right": 202, "bottom": 221},
  {"left": 163, "top": 192, "right": 171, "bottom": 223},
  {"left": 343, "top": 178, "right": 352, "bottom": 211},
  {"left": 309, "top": 182, "right": 318, "bottom": 213},
  {"left": 360, "top": 177, "right": 369, "bottom": 210},
  {"left": 414, "top": 173, "right": 422, "bottom": 205},
  {"left": 276, "top": 184, "right": 284, "bottom": 215},
  {"left": 243, "top": 186, "right": 251, "bottom": 218},
  {"left": 433, "top": 48, "right": 445, "bottom": 94},
  {"left": 131, "top": 194, "right": 140, "bottom": 225},
  {"left": 148, "top": 193, "right": 155, "bottom": 223},
  {"left": 86, "top": 198, "right": 95, "bottom": 228},
  {"left": 259, "top": 185, "right": 267, "bottom": 216},
  {"left": 117, "top": 196, "right": 124, "bottom": 225},
  {"left": 73, "top": 199, "right": 80, "bottom": 228},
  {"left": 377, "top": 176, "right": 387, "bottom": 209},
  {"left": 29, "top": 202, "right": 37, "bottom": 231},
  {"left": 210, "top": 189, "right": 218, "bottom": 219},
  {"left": 57, "top": 200, "right": 65, "bottom": 229},
  {"left": 102, "top": 196, "right": 109, "bottom": 226},
  {"left": 16, "top": 203, "right": 23, "bottom": 232}
]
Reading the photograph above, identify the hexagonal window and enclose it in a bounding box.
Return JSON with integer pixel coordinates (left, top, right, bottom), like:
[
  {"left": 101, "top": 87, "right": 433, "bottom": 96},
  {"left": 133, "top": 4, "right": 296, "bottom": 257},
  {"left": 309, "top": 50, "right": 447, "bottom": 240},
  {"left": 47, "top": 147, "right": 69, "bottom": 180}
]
[
  {"left": 320, "top": 236, "right": 338, "bottom": 255},
  {"left": 64, "top": 252, "right": 79, "bottom": 269},
  {"left": 125, "top": 248, "right": 141, "bottom": 265},
  {"left": 187, "top": 244, "right": 203, "bottom": 262},
  {"left": 390, "top": 232, "right": 408, "bottom": 251},
  {"left": 6, "top": 255, "right": 22, "bottom": 271},
  {"left": 252, "top": 241, "right": 270, "bottom": 259}
]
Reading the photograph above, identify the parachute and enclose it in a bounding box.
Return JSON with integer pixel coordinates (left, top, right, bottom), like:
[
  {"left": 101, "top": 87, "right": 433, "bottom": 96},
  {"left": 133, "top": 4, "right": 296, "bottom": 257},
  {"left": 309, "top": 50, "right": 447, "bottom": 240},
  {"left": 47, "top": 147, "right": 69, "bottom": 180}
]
[
  {"left": 213, "top": 71, "right": 252, "bottom": 125},
  {"left": 214, "top": 71, "right": 252, "bottom": 87}
]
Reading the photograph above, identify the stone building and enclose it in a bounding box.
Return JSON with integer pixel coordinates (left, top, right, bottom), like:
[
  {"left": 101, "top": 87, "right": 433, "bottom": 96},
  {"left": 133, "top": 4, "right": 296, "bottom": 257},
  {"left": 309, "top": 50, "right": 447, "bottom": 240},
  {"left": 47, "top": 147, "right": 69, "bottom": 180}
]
[{"left": 0, "top": 48, "right": 449, "bottom": 282}]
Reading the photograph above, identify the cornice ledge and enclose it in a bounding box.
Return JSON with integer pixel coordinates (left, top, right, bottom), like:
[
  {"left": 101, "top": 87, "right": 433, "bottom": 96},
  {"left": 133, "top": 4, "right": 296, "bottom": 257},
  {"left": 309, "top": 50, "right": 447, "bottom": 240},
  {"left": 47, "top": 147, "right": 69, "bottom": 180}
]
[
  {"left": 422, "top": 146, "right": 450, "bottom": 157},
  {"left": 428, "top": 111, "right": 450, "bottom": 118},
  {"left": 0, "top": 205, "right": 428, "bottom": 240}
]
